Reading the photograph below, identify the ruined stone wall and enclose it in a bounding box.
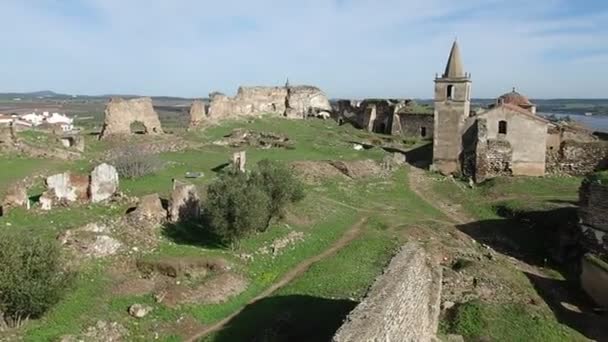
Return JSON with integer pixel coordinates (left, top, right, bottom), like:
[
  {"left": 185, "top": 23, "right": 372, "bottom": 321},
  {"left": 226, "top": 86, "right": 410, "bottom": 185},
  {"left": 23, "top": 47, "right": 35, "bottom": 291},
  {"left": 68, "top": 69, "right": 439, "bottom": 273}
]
[
  {"left": 285, "top": 86, "right": 332, "bottom": 119},
  {"left": 99, "top": 98, "right": 163, "bottom": 139},
  {"left": 207, "top": 85, "right": 331, "bottom": 120},
  {"left": 579, "top": 177, "right": 608, "bottom": 263},
  {"left": 332, "top": 243, "right": 442, "bottom": 342},
  {"left": 188, "top": 100, "right": 206, "bottom": 128},
  {"left": 398, "top": 113, "right": 434, "bottom": 139},
  {"left": 546, "top": 140, "right": 608, "bottom": 176}
]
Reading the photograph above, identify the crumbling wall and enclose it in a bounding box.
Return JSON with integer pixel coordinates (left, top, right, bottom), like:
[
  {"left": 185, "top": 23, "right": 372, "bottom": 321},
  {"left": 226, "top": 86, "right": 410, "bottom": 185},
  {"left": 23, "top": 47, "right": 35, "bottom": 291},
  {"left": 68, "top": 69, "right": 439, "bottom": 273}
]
[
  {"left": 546, "top": 140, "right": 608, "bottom": 176},
  {"left": 474, "top": 119, "right": 513, "bottom": 182},
  {"left": 189, "top": 100, "right": 206, "bottom": 128},
  {"left": 398, "top": 113, "right": 434, "bottom": 139},
  {"left": 207, "top": 85, "right": 331, "bottom": 120},
  {"left": 285, "top": 85, "right": 332, "bottom": 119},
  {"left": 333, "top": 243, "right": 442, "bottom": 342},
  {"left": 99, "top": 98, "right": 163, "bottom": 139},
  {"left": 208, "top": 86, "right": 287, "bottom": 119}
]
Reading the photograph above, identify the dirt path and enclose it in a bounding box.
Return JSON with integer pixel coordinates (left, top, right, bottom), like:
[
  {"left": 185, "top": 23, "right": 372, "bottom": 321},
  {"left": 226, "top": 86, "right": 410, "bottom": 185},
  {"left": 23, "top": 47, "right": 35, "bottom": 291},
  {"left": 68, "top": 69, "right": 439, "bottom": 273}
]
[{"left": 184, "top": 216, "right": 368, "bottom": 342}]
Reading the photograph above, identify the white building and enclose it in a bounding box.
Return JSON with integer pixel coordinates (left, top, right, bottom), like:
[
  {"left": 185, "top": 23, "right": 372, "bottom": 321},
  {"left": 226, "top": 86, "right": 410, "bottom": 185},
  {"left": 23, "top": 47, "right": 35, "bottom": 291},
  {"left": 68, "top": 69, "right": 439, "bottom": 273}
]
[{"left": 20, "top": 111, "right": 74, "bottom": 131}]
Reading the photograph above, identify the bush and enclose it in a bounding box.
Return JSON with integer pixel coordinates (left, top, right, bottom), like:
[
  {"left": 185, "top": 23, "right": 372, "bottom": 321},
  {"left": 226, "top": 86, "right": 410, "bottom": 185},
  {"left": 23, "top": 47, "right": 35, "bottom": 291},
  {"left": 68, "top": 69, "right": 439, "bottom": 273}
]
[
  {"left": 110, "top": 146, "right": 163, "bottom": 179},
  {"left": 0, "top": 232, "right": 72, "bottom": 326},
  {"left": 204, "top": 172, "right": 271, "bottom": 244},
  {"left": 252, "top": 159, "right": 305, "bottom": 220},
  {"left": 203, "top": 159, "right": 305, "bottom": 244}
]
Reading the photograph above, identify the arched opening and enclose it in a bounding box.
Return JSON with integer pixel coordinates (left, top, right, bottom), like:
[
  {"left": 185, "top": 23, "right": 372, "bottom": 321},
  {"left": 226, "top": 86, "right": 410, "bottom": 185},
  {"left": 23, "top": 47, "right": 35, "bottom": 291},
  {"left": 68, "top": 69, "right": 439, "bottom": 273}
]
[
  {"left": 420, "top": 126, "right": 427, "bottom": 138},
  {"left": 447, "top": 85, "right": 454, "bottom": 100},
  {"left": 498, "top": 120, "right": 508, "bottom": 135},
  {"left": 130, "top": 121, "right": 146, "bottom": 134}
]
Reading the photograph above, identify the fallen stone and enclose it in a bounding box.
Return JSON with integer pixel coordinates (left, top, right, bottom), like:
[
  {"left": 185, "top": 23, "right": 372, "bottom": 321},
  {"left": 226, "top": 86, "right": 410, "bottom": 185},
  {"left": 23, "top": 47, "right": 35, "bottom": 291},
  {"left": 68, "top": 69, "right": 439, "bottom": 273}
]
[
  {"left": 46, "top": 172, "right": 89, "bottom": 203},
  {"left": 168, "top": 182, "right": 200, "bottom": 223},
  {"left": 90, "top": 163, "right": 119, "bottom": 203},
  {"left": 128, "top": 304, "right": 153, "bottom": 318},
  {"left": 39, "top": 190, "right": 53, "bottom": 211},
  {"left": 1, "top": 184, "right": 29, "bottom": 214},
  {"left": 127, "top": 193, "right": 166, "bottom": 226}
]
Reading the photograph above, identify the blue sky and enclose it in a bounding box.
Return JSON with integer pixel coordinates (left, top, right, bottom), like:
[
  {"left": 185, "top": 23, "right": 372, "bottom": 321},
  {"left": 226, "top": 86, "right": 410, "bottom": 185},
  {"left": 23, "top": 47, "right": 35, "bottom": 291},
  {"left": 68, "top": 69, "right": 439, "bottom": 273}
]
[{"left": 2, "top": 0, "right": 607, "bottom": 98}]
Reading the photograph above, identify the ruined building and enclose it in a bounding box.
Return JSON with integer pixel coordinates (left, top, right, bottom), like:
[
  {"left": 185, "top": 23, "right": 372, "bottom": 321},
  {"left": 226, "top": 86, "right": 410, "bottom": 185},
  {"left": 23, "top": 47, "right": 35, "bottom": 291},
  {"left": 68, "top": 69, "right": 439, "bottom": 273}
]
[
  {"left": 335, "top": 99, "right": 434, "bottom": 139},
  {"left": 432, "top": 41, "right": 607, "bottom": 181},
  {"left": 207, "top": 82, "right": 332, "bottom": 120},
  {"left": 99, "top": 98, "right": 163, "bottom": 139}
]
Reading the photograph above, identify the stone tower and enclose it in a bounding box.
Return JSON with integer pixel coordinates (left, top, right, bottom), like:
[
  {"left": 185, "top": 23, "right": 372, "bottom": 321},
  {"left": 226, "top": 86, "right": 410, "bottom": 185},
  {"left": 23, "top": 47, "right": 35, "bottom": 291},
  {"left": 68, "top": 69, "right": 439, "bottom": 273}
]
[{"left": 432, "top": 40, "right": 471, "bottom": 175}]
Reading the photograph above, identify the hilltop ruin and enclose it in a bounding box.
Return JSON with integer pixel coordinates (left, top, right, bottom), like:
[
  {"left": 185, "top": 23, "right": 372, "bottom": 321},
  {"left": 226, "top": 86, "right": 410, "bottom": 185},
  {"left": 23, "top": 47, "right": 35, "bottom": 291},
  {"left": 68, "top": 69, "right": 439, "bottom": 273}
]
[
  {"left": 208, "top": 84, "right": 331, "bottom": 120},
  {"left": 99, "top": 97, "right": 163, "bottom": 139}
]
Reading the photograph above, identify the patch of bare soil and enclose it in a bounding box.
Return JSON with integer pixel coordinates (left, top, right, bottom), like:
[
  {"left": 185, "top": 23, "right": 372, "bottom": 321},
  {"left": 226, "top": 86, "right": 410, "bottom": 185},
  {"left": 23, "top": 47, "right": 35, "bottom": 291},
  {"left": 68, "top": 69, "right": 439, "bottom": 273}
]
[
  {"left": 290, "top": 159, "right": 383, "bottom": 184},
  {"left": 136, "top": 256, "right": 230, "bottom": 278},
  {"left": 290, "top": 161, "right": 348, "bottom": 184},
  {"left": 163, "top": 272, "right": 249, "bottom": 307}
]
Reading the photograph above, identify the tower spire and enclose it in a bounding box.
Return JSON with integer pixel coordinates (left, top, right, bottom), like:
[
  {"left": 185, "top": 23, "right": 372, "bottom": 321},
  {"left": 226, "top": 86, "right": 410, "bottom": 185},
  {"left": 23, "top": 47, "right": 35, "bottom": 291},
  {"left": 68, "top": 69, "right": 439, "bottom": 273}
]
[{"left": 443, "top": 40, "right": 465, "bottom": 78}]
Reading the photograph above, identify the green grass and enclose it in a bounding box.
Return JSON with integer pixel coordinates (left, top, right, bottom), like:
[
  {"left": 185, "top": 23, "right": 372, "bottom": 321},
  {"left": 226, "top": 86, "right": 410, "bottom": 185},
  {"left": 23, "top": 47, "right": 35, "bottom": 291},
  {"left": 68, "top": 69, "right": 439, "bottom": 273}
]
[{"left": 442, "top": 300, "right": 586, "bottom": 341}]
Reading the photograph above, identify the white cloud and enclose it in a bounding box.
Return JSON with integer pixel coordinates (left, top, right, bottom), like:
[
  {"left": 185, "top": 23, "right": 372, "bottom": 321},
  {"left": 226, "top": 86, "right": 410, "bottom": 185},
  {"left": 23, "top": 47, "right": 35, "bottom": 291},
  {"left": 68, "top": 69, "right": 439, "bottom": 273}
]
[{"left": 1, "top": 0, "right": 607, "bottom": 98}]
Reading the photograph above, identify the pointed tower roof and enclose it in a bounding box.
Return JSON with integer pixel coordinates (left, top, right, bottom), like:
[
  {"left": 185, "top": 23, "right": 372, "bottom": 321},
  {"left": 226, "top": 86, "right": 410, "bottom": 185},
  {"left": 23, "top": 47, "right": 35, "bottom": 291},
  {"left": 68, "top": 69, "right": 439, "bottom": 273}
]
[{"left": 443, "top": 40, "right": 465, "bottom": 78}]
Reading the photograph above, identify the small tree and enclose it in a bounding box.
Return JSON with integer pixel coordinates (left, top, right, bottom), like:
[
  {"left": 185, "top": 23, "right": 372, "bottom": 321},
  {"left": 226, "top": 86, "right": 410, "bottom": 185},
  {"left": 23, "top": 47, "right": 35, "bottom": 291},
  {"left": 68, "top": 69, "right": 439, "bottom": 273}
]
[
  {"left": 0, "top": 233, "right": 72, "bottom": 327},
  {"left": 202, "top": 160, "right": 305, "bottom": 244},
  {"left": 110, "top": 145, "right": 164, "bottom": 179},
  {"left": 204, "top": 172, "right": 271, "bottom": 244},
  {"left": 252, "top": 159, "right": 305, "bottom": 220}
]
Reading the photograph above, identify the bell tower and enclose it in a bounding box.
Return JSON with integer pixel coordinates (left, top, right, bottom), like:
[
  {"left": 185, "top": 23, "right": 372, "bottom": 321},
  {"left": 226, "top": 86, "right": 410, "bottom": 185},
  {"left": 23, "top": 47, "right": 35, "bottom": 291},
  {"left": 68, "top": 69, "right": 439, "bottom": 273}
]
[{"left": 432, "top": 40, "right": 471, "bottom": 175}]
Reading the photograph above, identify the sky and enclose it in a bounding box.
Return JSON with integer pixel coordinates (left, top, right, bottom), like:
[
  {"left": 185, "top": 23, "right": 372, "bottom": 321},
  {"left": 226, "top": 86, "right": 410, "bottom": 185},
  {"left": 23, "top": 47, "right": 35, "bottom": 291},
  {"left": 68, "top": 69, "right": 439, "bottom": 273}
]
[{"left": 1, "top": 0, "right": 607, "bottom": 99}]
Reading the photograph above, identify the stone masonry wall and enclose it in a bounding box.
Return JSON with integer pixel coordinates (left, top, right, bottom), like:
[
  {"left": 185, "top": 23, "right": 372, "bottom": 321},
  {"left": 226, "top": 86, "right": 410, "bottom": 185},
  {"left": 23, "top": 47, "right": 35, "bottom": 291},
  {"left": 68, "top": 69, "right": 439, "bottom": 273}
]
[
  {"left": 398, "top": 113, "right": 434, "bottom": 139},
  {"left": 332, "top": 243, "right": 442, "bottom": 342},
  {"left": 547, "top": 140, "right": 608, "bottom": 176}
]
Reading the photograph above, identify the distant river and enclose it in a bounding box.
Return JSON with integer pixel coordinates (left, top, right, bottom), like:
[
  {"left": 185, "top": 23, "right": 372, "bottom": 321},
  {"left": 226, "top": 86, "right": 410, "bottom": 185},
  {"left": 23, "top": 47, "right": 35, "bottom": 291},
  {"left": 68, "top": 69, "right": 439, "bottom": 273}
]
[{"left": 539, "top": 112, "right": 608, "bottom": 133}]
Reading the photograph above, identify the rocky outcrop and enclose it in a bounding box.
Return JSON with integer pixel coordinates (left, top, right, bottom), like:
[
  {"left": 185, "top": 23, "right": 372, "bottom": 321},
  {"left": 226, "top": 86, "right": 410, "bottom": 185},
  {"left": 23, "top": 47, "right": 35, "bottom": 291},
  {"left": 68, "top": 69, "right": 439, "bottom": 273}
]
[
  {"left": 90, "top": 163, "right": 119, "bottom": 203},
  {"left": 168, "top": 182, "right": 200, "bottom": 223},
  {"left": 99, "top": 97, "right": 163, "bottom": 139},
  {"left": 58, "top": 223, "right": 123, "bottom": 258},
  {"left": 189, "top": 100, "right": 206, "bottom": 128},
  {"left": 333, "top": 243, "right": 442, "bottom": 342},
  {"left": 207, "top": 85, "right": 331, "bottom": 120}
]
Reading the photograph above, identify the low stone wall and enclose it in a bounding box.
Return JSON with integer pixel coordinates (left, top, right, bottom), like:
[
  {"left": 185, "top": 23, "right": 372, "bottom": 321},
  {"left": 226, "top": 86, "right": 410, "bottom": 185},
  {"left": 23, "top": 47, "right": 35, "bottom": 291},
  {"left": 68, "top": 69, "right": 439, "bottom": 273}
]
[
  {"left": 581, "top": 254, "right": 608, "bottom": 308},
  {"left": 546, "top": 140, "right": 608, "bottom": 176},
  {"left": 332, "top": 243, "right": 442, "bottom": 342},
  {"left": 579, "top": 181, "right": 608, "bottom": 233}
]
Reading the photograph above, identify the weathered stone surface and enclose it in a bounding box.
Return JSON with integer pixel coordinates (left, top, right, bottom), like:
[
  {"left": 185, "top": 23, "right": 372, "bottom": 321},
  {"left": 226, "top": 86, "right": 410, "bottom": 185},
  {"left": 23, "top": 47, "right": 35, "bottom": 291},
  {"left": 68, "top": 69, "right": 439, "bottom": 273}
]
[
  {"left": 90, "top": 163, "right": 119, "bottom": 203},
  {"left": 1, "top": 184, "right": 28, "bottom": 214},
  {"left": 579, "top": 181, "right": 608, "bottom": 233},
  {"left": 580, "top": 254, "right": 608, "bottom": 308},
  {"left": 208, "top": 86, "right": 287, "bottom": 120},
  {"left": 59, "top": 223, "right": 123, "bottom": 258},
  {"left": 99, "top": 97, "right": 163, "bottom": 139},
  {"left": 333, "top": 243, "right": 442, "bottom": 342},
  {"left": 189, "top": 100, "right": 206, "bottom": 128},
  {"left": 127, "top": 193, "right": 166, "bottom": 226},
  {"left": 208, "top": 85, "right": 331, "bottom": 120},
  {"left": 39, "top": 190, "right": 53, "bottom": 210},
  {"left": 46, "top": 172, "right": 89, "bottom": 203},
  {"left": 232, "top": 151, "right": 246, "bottom": 172},
  {"left": 547, "top": 141, "right": 608, "bottom": 176},
  {"left": 285, "top": 85, "right": 332, "bottom": 118},
  {"left": 168, "top": 182, "right": 200, "bottom": 223},
  {"left": 128, "top": 304, "right": 153, "bottom": 318}
]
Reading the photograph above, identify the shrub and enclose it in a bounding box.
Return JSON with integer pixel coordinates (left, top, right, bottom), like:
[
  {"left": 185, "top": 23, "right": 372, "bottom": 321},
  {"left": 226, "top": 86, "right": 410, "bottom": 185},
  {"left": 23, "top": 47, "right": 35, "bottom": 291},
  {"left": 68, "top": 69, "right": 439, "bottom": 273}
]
[
  {"left": 252, "top": 159, "right": 305, "bottom": 220},
  {"left": 202, "top": 160, "right": 305, "bottom": 244},
  {"left": 204, "top": 172, "right": 271, "bottom": 244},
  {"left": 110, "top": 146, "right": 163, "bottom": 179},
  {"left": 0, "top": 232, "right": 72, "bottom": 327}
]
